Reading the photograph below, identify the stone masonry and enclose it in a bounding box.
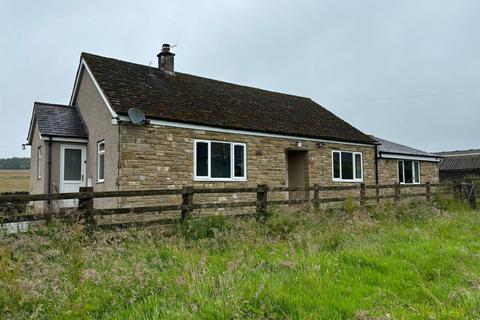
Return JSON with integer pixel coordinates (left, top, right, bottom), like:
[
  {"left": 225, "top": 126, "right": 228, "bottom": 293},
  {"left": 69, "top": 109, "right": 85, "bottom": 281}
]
[
  {"left": 118, "top": 123, "right": 377, "bottom": 213},
  {"left": 378, "top": 158, "right": 440, "bottom": 185}
]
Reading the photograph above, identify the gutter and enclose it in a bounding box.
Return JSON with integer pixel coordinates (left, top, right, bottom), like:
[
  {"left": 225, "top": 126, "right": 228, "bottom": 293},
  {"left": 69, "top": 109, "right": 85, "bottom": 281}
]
[
  {"left": 378, "top": 151, "right": 443, "bottom": 162},
  {"left": 374, "top": 144, "right": 379, "bottom": 185},
  {"left": 115, "top": 115, "right": 377, "bottom": 148},
  {"left": 47, "top": 137, "right": 52, "bottom": 209}
]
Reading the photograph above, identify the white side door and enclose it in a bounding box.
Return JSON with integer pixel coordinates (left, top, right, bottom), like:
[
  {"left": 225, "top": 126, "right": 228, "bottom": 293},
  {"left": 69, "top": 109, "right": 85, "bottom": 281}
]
[{"left": 60, "top": 145, "right": 87, "bottom": 208}]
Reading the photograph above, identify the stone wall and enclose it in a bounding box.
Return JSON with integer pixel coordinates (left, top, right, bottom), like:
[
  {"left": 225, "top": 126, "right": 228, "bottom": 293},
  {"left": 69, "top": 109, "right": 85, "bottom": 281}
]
[
  {"left": 378, "top": 158, "right": 440, "bottom": 185},
  {"left": 117, "top": 123, "right": 377, "bottom": 215},
  {"left": 420, "top": 161, "right": 440, "bottom": 184},
  {"left": 374, "top": 158, "right": 439, "bottom": 198}
]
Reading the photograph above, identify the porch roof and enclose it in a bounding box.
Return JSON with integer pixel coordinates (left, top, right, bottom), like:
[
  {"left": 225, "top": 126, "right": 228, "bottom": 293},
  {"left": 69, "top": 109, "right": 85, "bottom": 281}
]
[{"left": 27, "top": 102, "right": 88, "bottom": 143}]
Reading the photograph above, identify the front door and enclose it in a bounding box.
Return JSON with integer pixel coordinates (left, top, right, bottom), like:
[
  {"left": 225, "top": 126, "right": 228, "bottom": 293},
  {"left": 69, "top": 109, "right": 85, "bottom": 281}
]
[
  {"left": 60, "top": 145, "right": 86, "bottom": 207},
  {"left": 286, "top": 150, "right": 308, "bottom": 200}
]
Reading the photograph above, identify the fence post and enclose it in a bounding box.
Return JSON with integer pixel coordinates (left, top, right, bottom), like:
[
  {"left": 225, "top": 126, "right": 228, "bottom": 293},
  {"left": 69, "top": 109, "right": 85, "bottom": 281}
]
[
  {"left": 394, "top": 183, "right": 401, "bottom": 204},
  {"left": 468, "top": 183, "right": 476, "bottom": 210},
  {"left": 360, "top": 183, "right": 366, "bottom": 207},
  {"left": 426, "top": 182, "right": 431, "bottom": 201},
  {"left": 78, "top": 187, "right": 95, "bottom": 232},
  {"left": 181, "top": 186, "right": 194, "bottom": 223},
  {"left": 376, "top": 185, "right": 380, "bottom": 203},
  {"left": 256, "top": 184, "right": 268, "bottom": 217},
  {"left": 313, "top": 184, "right": 320, "bottom": 211}
]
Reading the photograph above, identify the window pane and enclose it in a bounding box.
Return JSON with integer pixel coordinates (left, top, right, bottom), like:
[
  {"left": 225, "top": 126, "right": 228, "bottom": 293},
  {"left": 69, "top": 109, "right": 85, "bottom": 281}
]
[
  {"left": 414, "top": 162, "right": 420, "bottom": 183},
  {"left": 404, "top": 161, "right": 413, "bottom": 184},
  {"left": 98, "top": 154, "right": 105, "bottom": 180},
  {"left": 398, "top": 161, "right": 404, "bottom": 183},
  {"left": 37, "top": 147, "right": 41, "bottom": 178},
  {"left": 211, "top": 142, "right": 231, "bottom": 178},
  {"left": 333, "top": 152, "right": 341, "bottom": 178},
  {"left": 234, "top": 145, "right": 245, "bottom": 177},
  {"left": 98, "top": 142, "right": 105, "bottom": 152},
  {"left": 196, "top": 142, "right": 208, "bottom": 177},
  {"left": 64, "top": 149, "right": 82, "bottom": 181},
  {"left": 341, "top": 152, "right": 353, "bottom": 180},
  {"left": 355, "top": 154, "right": 362, "bottom": 179}
]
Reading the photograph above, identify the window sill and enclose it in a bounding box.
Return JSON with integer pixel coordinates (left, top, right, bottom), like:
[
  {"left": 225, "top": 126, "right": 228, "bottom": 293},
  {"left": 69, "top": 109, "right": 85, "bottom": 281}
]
[
  {"left": 399, "top": 182, "right": 421, "bottom": 185},
  {"left": 96, "top": 180, "right": 105, "bottom": 184},
  {"left": 194, "top": 178, "right": 247, "bottom": 182},
  {"left": 332, "top": 179, "right": 364, "bottom": 183}
]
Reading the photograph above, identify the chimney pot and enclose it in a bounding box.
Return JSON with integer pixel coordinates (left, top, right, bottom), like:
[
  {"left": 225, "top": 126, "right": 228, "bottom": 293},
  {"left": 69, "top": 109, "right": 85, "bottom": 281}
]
[
  {"left": 157, "top": 43, "right": 175, "bottom": 74},
  {"left": 162, "top": 43, "right": 170, "bottom": 53}
]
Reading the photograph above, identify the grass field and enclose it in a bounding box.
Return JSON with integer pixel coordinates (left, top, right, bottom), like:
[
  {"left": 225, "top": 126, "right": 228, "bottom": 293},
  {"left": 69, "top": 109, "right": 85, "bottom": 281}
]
[
  {"left": 1, "top": 199, "right": 479, "bottom": 319},
  {"left": 0, "top": 170, "right": 29, "bottom": 193}
]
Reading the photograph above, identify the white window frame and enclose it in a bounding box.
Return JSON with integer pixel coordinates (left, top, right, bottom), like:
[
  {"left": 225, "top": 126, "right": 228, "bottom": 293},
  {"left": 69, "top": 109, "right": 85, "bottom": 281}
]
[
  {"left": 97, "top": 141, "right": 105, "bottom": 183},
  {"left": 36, "top": 146, "right": 42, "bottom": 179},
  {"left": 331, "top": 150, "right": 364, "bottom": 182},
  {"left": 193, "top": 139, "right": 247, "bottom": 182},
  {"left": 398, "top": 160, "right": 421, "bottom": 184}
]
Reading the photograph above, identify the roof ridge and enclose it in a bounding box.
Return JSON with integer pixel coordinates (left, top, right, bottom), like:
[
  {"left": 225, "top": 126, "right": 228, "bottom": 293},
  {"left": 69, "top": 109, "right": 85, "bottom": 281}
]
[
  {"left": 442, "top": 153, "right": 480, "bottom": 157},
  {"left": 81, "top": 52, "right": 312, "bottom": 100},
  {"left": 437, "top": 148, "right": 480, "bottom": 154}
]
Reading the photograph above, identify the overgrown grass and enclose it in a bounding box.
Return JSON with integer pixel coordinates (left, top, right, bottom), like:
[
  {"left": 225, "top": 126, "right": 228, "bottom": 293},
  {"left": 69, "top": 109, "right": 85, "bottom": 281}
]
[{"left": 1, "top": 200, "right": 480, "bottom": 319}]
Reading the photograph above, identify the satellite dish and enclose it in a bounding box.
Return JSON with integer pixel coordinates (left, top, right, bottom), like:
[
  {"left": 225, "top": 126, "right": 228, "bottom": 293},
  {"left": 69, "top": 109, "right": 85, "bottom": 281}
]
[{"left": 128, "top": 108, "right": 146, "bottom": 125}]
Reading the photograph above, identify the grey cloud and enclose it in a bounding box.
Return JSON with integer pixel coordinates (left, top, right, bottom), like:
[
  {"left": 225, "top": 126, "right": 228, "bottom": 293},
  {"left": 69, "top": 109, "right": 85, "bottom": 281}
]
[{"left": 0, "top": 0, "right": 479, "bottom": 157}]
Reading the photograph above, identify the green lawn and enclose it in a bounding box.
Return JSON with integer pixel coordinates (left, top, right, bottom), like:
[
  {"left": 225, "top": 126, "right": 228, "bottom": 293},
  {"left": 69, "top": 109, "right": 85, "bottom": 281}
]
[{"left": 1, "top": 199, "right": 479, "bottom": 319}]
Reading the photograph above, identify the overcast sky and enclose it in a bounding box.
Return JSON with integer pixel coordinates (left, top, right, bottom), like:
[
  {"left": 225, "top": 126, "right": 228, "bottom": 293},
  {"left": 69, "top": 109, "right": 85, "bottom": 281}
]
[{"left": 1, "top": 0, "right": 479, "bottom": 158}]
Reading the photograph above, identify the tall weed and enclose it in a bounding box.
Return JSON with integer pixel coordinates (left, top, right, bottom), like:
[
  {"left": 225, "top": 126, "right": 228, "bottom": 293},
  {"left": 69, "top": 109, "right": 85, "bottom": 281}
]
[
  {"left": 181, "top": 214, "right": 232, "bottom": 240},
  {"left": 343, "top": 197, "right": 359, "bottom": 214},
  {"left": 263, "top": 212, "right": 300, "bottom": 239},
  {"left": 434, "top": 194, "right": 469, "bottom": 212},
  {"left": 62, "top": 224, "right": 87, "bottom": 318},
  {"left": 0, "top": 246, "right": 22, "bottom": 316}
]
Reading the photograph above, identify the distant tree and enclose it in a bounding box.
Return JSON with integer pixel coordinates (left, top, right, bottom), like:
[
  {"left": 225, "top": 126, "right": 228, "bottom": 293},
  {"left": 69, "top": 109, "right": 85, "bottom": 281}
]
[{"left": 0, "top": 157, "right": 30, "bottom": 170}]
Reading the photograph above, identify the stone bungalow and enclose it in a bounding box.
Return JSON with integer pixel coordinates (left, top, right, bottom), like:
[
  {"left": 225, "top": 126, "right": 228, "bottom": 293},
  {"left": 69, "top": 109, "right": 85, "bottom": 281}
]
[{"left": 26, "top": 45, "right": 440, "bottom": 210}]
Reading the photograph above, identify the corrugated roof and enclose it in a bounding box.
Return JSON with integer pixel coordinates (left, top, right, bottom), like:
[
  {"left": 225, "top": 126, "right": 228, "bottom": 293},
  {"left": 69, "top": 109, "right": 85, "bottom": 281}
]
[
  {"left": 80, "top": 52, "right": 376, "bottom": 145},
  {"left": 437, "top": 149, "right": 480, "bottom": 171},
  {"left": 372, "top": 136, "right": 439, "bottom": 158},
  {"left": 33, "top": 102, "right": 88, "bottom": 139},
  {"left": 439, "top": 155, "right": 480, "bottom": 171}
]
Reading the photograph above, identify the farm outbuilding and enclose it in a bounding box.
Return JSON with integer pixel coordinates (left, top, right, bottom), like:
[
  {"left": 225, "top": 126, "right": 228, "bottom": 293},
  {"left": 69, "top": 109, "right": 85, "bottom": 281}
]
[{"left": 437, "top": 149, "right": 480, "bottom": 181}]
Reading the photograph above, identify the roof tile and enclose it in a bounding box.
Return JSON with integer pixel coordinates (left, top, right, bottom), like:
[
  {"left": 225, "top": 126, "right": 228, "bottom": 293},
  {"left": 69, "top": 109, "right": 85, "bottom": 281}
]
[
  {"left": 34, "top": 102, "right": 88, "bottom": 139},
  {"left": 81, "top": 52, "right": 376, "bottom": 145},
  {"left": 373, "top": 136, "right": 439, "bottom": 158}
]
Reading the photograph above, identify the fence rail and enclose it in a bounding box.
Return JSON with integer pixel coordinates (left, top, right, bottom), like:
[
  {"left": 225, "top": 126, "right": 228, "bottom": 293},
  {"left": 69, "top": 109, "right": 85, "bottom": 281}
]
[{"left": 0, "top": 182, "right": 475, "bottom": 231}]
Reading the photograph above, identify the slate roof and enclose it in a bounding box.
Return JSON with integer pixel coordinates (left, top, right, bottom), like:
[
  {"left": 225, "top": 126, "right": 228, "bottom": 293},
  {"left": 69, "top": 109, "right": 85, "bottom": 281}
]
[
  {"left": 30, "top": 102, "right": 88, "bottom": 140},
  {"left": 80, "top": 52, "right": 376, "bottom": 145},
  {"left": 437, "top": 149, "right": 480, "bottom": 171},
  {"left": 372, "top": 136, "right": 440, "bottom": 158}
]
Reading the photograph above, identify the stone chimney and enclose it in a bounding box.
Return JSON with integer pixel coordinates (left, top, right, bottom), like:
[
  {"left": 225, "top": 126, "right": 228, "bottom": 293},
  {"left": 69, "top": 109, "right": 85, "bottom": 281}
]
[{"left": 157, "top": 44, "right": 175, "bottom": 74}]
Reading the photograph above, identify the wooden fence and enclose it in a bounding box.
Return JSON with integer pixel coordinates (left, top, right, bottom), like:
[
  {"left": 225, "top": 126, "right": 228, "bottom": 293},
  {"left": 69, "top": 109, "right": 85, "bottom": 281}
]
[{"left": 0, "top": 182, "right": 475, "bottom": 231}]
